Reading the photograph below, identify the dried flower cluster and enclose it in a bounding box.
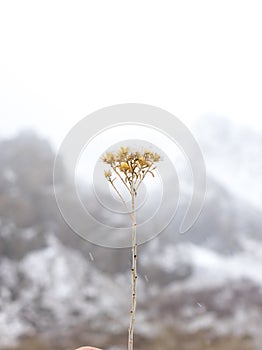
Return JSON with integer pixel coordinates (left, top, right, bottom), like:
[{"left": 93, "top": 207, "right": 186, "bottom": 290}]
[{"left": 102, "top": 146, "right": 161, "bottom": 193}]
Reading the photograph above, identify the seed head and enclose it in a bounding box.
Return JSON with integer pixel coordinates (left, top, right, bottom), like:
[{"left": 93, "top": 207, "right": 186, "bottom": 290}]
[
  {"left": 102, "top": 146, "right": 161, "bottom": 189},
  {"left": 104, "top": 169, "right": 112, "bottom": 180},
  {"left": 102, "top": 152, "right": 115, "bottom": 164}
]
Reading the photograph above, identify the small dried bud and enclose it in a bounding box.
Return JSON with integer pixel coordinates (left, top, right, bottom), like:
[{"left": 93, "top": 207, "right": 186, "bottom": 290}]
[
  {"left": 152, "top": 153, "right": 160, "bottom": 162},
  {"left": 102, "top": 152, "right": 115, "bottom": 164},
  {"left": 119, "top": 146, "right": 129, "bottom": 155},
  {"left": 104, "top": 169, "right": 112, "bottom": 179}
]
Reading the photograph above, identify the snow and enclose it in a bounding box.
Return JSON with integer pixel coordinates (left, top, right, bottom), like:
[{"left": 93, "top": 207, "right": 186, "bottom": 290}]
[
  {"left": 168, "top": 241, "right": 262, "bottom": 291},
  {"left": 0, "top": 234, "right": 133, "bottom": 346},
  {"left": 1, "top": 121, "right": 262, "bottom": 347}
]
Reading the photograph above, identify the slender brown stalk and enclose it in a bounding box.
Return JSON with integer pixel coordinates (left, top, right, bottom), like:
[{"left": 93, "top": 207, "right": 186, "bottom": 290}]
[
  {"left": 128, "top": 185, "right": 137, "bottom": 350},
  {"left": 108, "top": 179, "right": 132, "bottom": 220}
]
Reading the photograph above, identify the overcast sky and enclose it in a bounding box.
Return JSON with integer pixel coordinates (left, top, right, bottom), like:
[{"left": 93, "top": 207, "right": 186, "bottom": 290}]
[{"left": 0, "top": 1, "right": 262, "bottom": 149}]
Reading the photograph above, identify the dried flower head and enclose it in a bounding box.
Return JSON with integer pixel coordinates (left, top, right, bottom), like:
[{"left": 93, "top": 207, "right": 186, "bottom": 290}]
[
  {"left": 102, "top": 146, "right": 161, "bottom": 193},
  {"left": 104, "top": 169, "right": 112, "bottom": 180},
  {"left": 102, "top": 152, "right": 116, "bottom": 164}
]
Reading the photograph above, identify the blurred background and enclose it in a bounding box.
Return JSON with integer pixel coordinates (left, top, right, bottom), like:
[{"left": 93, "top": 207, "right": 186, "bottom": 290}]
[{"left": 1, "top": 1, "right": 262, "bottom": 350}]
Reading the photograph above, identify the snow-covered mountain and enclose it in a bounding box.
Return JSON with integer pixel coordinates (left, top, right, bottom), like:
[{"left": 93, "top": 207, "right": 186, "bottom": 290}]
[{"left": 0, "top": 122, "right": 262, "bottom": 350}]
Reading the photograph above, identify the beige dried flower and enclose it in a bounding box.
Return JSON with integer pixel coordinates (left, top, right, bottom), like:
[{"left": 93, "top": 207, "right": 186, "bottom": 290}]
[{"left": 104, "top": 169, "right": 112, "bottom": 180}]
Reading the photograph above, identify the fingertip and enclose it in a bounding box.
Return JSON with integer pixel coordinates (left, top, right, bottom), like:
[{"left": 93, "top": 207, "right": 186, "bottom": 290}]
[{"left": 75, "top": 347, "right": 102, "bottom": 350}]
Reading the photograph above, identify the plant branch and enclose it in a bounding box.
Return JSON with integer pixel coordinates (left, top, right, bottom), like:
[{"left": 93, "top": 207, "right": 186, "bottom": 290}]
[
  {"left": 135, "top": 162, "right": 153, "bottom": 192},
  {"left": 112, "top": 166, "right": 132, "bottom": 194},
  {"left": 108, "top": 179, "right": 132, "bottom": 220}
]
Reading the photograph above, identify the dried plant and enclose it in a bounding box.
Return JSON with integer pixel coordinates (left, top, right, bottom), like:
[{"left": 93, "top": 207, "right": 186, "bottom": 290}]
[{"left": 102, "top": 146, "right": 161, "bottom": 350}]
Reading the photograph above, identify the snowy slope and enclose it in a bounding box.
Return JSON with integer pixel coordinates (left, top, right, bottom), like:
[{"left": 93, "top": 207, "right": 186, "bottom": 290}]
[{"left": 0, "top": 127, "right": 262, "bottom": 348}]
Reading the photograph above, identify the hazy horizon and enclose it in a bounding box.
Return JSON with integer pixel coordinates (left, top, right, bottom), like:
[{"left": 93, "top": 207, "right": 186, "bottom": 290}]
[{"left": 1, "top": 1, "right": 262, "bottom": 149}]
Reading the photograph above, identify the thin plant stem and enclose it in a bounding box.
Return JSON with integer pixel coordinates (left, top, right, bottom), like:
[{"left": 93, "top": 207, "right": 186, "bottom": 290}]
[
  {"left": 135, "top": 163, "right": 153, "bottom": 192},
  {"left": 109, "top": 179, "right": 133, "bottom": 220},
  {"left": 128, "top": 184, "right": 137, "bottom": 350},
  {"left": 112, "top": 166, "right": 132, "bottom": 194}
]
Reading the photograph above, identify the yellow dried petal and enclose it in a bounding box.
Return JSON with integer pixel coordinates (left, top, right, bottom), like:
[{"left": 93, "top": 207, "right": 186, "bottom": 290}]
[{"left": 120, "top": 162, "right": 129, "bottom": 170}]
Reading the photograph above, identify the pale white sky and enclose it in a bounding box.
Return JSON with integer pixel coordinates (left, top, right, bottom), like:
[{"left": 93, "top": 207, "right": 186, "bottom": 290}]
[{"left": 0, "top": 1, "right": 262, "bottom": 149}]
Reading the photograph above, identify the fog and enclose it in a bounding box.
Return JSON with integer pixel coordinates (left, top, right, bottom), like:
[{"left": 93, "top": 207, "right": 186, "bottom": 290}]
[
  {"left": 1, "top": 1, "right": 262, "bottom": 146},
  {"left": 0, "top": 2, "right": 262, "bottom": 350}
]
